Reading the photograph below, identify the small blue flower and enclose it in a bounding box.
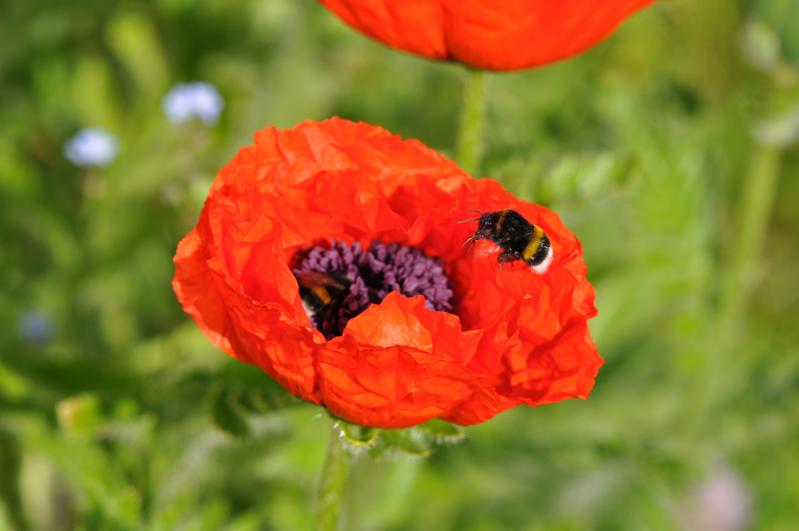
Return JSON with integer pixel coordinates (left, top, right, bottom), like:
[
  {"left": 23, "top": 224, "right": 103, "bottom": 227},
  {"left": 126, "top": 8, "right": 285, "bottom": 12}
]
[
  {"left": 162, "top": 82, "right": 224, "bottom": 125},
  {"left": 19, "top": 311, "right": 54, "bottom": 346},
  {"left": 64, "top": 128, "right": 119, "bottom": 168}
]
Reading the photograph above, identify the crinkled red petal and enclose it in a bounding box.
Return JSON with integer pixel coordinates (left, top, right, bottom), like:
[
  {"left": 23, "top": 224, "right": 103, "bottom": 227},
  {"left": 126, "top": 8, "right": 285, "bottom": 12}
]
[
  {"left": 319, "top": 0, "right": 655, "bottom": 71},
  {"left": 173, "top": 117, "right": 602, "bottom": 428}
]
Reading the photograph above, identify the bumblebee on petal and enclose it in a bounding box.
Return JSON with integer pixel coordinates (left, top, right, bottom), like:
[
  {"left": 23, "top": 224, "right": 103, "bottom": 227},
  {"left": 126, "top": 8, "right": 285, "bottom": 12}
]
[{"left": 464, "top": 209, "right": 553, "bottom": 274}]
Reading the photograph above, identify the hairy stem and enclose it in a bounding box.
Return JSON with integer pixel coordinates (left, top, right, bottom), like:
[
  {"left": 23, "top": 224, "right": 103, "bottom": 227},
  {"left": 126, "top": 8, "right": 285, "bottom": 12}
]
[
  {"left": 456, "top": 68, "right": 488, "bottom": 176},
  {"left": 704, "top": 140, "right": 782, "bottom": 412},
  {"left": 314, "top": 422, "right": 351, "bottom": 531},
  {"left": 716, "top": 143, "right": 781, "bottom": 344},
  {"left": 0, "top": 429, "right": 28, "bottom": 531}
]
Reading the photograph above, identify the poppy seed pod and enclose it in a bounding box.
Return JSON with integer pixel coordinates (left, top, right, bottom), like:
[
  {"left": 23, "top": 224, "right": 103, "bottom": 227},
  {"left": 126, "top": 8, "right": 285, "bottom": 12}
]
[
  {"left": 319, "top": 0, "right": 654, "bottom": 71},
  {"left": 173, "top": 118, "right": 602, "bottom": 428}
]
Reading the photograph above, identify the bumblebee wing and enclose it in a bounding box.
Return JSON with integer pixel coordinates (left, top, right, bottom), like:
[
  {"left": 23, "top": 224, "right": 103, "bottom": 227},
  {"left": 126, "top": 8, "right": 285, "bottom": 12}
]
[{"left": 295, "top": 270, "right": 345, "bottom": 290}]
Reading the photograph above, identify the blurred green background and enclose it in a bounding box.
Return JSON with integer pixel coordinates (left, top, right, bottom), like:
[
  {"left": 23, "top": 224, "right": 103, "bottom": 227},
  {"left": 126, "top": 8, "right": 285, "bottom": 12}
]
[{"left": 2, "top": 0, "right": 798, "bottom": 529}]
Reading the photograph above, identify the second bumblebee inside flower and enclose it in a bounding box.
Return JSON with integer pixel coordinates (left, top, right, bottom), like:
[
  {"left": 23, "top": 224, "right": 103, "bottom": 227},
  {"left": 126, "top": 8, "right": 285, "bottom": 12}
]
[{"left": 293, "top": 241, "right": 453, "bottom": 340}]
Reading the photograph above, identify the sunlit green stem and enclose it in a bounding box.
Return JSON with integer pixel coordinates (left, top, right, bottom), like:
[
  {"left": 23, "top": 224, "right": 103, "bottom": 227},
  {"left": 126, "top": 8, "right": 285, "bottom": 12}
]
[
  {"left": 456, "top": 69, "right": 488, "bottom": 176},
  {"left": 716, "top": 143, "right": 781, "bottom": 344},
  {"left": 700, "top": 140, "right": 781, "bottom": 415},
  {"left": 0, "top": 429, "right": 28, "bottom": 531},
  {"left": 314, "top": 422, "right": 351, "bottom": 531}
]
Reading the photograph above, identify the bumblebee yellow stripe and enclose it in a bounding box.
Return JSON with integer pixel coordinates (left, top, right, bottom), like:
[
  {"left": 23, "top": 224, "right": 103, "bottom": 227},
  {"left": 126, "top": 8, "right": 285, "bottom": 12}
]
[
  {"left": 522, "top": 225, "right": 545, "bottom": 261},
  {"left": 311, "top": 286, "right": 331, "bottom": 305},
  {"left": 496, "top": 209, "right": 509, "bottom": 233}
]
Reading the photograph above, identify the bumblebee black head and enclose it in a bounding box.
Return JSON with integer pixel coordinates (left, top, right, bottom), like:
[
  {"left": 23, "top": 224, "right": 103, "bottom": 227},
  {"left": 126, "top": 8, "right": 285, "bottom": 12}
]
[
  {"left": 474, "top": 212, "right": 502, "bottom": 240},
  {"left": 474, "top": 209, "right": 530, "bottom": 246}
]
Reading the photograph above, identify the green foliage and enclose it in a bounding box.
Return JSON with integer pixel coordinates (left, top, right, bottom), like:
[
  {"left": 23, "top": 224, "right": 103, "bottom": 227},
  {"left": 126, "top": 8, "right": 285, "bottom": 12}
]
[{"left": 1, "top": 0, "right": 799, "bottom": 530}]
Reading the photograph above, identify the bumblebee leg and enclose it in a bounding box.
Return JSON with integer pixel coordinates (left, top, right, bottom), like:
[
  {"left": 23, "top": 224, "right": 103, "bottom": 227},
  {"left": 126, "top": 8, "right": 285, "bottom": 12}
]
[
  {"left": 497, "top": 251, "right": 519, "bottom": 269},
  {"left": 498, "top": 251, "right": 517, "bottom": 263}
]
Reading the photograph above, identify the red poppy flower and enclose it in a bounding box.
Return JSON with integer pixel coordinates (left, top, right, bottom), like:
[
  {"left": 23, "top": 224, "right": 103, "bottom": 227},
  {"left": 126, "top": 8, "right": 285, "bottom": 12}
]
[
  {"left": 173, "top": 117, "right": 601, "bottom": 428},
  {"left": 318, "top": 0, "right": 654, "bottom": 71}
]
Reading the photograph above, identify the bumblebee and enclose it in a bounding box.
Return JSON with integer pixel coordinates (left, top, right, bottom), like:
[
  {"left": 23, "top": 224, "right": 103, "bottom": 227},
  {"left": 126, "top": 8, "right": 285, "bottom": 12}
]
[
  {"left": 294, "top": 270, "right": 351, "bottom": 337},
  {"left": 464, "top": 209, "right": 553, "bottom": 274}
]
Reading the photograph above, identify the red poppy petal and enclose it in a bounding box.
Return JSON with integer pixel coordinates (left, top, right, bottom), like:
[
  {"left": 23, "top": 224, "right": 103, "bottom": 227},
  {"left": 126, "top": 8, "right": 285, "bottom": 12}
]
[
  {"left": 320, "top": 0, "right": 655, "bottom": 70},
  {"left": 173, "top": 228, "right": 242, "bottom": 360},
  {"left": 508, "top": 319, "right": 602, "bottom": 405},
  {"left": 317, "top": 292, "right": 484, "bottom": 428}
]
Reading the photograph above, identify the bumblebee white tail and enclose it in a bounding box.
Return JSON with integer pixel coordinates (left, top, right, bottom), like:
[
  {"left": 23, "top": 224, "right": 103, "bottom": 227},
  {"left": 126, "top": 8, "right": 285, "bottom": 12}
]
[{"left": 531, "top": 246, "right": 554, "bottom": 274}]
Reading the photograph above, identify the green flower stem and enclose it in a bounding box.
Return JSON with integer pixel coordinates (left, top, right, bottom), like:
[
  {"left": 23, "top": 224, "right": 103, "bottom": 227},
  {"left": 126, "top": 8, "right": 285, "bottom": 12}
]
[
  {"left": 716, "top": 142, "right": 782, "bottom": 344},
  {"left": 456, "top": 68, "right": 488, "bottom": 176},
  {"left": 704, "top": 140, "right": 782, "bottom": 411},
  {"left": 0, "top": 429, "right": 28, "bottom": 531},
  {"left": 314, "top": 422, "right": 352, "bottom": 531}
]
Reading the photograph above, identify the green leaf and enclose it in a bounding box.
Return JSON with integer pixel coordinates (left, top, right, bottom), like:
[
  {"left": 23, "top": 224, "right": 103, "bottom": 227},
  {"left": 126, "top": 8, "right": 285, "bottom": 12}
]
[
  {"left": 56, "top": 393, "right": 102, "bottom": 436},
  {"left": 105, "top": 11, "right": 169, "bottom": 102},
  {"left": 238, "top": 388, "right": 297, "bottom": 414},
  {"left": 740, "top": 20, "right": 781, "bottom": 71},
  {"left": 0, "top": 429, "right": 27, "bottom": 531},
  {"left": 754, "top": 105, "right": 799, "bottom": 147},
  {"left": 71, "top": 54, "right": 122, "bottom": 130},
  {"left": 0, "top": 361, "right": 30, "bottom": 400},
  {"left": 209, "top": 387, "right": 250, "bottom": 438}
]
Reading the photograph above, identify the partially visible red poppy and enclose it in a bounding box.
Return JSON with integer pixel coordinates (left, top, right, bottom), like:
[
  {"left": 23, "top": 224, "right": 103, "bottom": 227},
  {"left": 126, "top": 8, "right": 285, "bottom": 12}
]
[
  {"left": 173, "top": 117, "right": 601, "bottom": 428},
  {"left": 318, "top": 0, "right": 654, "bottom": 71}
]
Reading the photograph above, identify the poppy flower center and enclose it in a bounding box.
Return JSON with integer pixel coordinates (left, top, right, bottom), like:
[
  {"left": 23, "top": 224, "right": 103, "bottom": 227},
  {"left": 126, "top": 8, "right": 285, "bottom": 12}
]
[{"left": 293, "top": 241, "right": 454, "bottom": 339}]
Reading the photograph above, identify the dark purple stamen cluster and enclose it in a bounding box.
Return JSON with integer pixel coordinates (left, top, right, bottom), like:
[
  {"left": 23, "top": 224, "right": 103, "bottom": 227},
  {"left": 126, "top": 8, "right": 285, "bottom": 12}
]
[{"left": 294, "top": 241, "right": 454, "bottom": 338}]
